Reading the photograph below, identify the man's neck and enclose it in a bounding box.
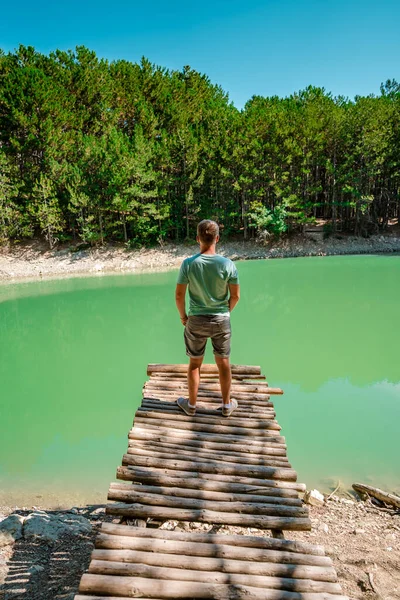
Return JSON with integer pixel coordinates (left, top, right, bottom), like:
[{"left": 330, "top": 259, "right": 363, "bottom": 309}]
[{"left": 199, "top": 243, "right": 217, "bottom": 255}]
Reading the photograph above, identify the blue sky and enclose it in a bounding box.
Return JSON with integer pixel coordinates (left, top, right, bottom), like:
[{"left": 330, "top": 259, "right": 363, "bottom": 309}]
[{"left": 1, "top": 0, "right": 399, "bottom": 109}]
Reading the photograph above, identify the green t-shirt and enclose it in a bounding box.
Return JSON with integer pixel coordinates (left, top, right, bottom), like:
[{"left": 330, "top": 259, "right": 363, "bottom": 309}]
[{"left": 177, "top": 253, "right": 239, "bottom": 316}]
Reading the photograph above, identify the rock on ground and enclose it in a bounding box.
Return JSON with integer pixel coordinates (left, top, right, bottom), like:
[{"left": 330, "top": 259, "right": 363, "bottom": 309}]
[
  {"left": 0, "top": 515, "right": 24, "bottom": 547},
  {"left": 23, "top": 510, "right": 92, "bottom": 543},
  {"left": 0, "top": 508, "right": 95, "bottom": 600}
]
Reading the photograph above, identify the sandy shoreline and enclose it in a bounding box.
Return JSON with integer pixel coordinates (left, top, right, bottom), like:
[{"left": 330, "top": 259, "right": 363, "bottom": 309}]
[{"left": 1, "top": 233, "right": 400, "bottom": 283}]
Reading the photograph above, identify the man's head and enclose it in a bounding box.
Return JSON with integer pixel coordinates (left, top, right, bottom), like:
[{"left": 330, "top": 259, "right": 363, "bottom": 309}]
[{"left": 197, "top": 220, "right": 219, "bottom": 246}]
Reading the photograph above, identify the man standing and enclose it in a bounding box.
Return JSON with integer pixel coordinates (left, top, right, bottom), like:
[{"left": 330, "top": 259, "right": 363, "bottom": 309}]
[{"left": 175, "top": 220, "right": 240, "bottom": 417}]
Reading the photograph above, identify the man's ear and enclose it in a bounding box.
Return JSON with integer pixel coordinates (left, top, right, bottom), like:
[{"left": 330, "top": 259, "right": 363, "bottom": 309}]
[
  {"left": 215, "top": 235, "right": 220, "bottom": 243},
  {"left": 196, "top": 235, "right": 200, "bottom": 243}
]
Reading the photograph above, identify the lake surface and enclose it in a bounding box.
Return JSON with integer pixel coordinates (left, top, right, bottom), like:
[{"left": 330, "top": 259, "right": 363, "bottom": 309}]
[{"left": 1, "top": 255, "right": 399, "bottom": 507}]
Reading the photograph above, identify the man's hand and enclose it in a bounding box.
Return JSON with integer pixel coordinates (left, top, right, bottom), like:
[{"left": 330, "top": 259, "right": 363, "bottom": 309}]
[
  {"left": 175, "top": 283, "right": 188, "bottom": 326},
  {"left": 228, "top": 283, "right": 240, "bottom": 312}
]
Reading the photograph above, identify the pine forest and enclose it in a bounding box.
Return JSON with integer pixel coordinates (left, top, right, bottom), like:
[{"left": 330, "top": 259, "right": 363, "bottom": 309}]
[{"left": 0, "top": 45, "right": 399, "bottom": 248}]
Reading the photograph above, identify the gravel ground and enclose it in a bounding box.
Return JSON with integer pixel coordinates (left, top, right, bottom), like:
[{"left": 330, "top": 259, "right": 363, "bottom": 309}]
[
  {"left": 1, "top": 494, "right": 399, "bottom": 600},
  {"left": 1, "top": 232, "right": 400, "bottom": 283}
]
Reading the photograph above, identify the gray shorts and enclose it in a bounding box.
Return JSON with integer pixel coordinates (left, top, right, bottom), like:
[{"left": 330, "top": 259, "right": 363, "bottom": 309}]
[{"left": 184, "top": 314, "right": 231, "bottom": 359}]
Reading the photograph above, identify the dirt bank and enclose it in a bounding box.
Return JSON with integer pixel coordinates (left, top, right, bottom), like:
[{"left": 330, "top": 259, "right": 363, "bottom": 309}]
[
  {"left": 1, "top": 232, "right": 400, "bottom": 283},
  {"left": 1, "top": 493, "right": 399, "bottom": 600}
]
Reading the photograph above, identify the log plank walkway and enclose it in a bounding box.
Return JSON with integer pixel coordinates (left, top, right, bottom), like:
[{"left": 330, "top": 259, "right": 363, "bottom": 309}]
[{"left": 75, "top": 363, "right": 348, "bottom": 600}]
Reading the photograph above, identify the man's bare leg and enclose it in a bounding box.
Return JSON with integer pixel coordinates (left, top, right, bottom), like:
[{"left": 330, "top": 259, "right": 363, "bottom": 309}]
[
  {"left": 215, "top": 356, "right": 231, "bottom": 406},
  {"left": 188, "top": 356, "right": 203, "bottom": 407}
]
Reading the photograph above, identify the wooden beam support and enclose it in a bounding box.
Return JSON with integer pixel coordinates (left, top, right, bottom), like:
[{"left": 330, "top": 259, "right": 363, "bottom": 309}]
[
  {"left": 99, "top": 523, "right": 324, "bottom": 556},
  {"left": 116, "top": 465, "right": 306, "bottom": 492},
  {"left": 79, "top": 573, "right": 346, "bottom": 598},
  {"left": 147, "top": 363, "right": 262, "bottom": 375}
]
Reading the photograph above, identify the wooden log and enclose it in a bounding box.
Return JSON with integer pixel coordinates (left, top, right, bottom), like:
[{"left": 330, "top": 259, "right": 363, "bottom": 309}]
[
  {"left": 138, "top": 395, "right": 275, "bottom": 419},
  {"left": 146, "top": 380, "right": 271, "bottom": 392},
  {"left": 109, "top": 478, "right": 303, "bottom": 506},
  {"left": 352, "top": 483, "right": 400, "bottom": 509},
  {"left": 121, "top": 454, "right": 297, "bottom": 480},
  {"left": 144, "top": 382, "right": 282, "bottom": 395},
  {"left": 130, "top": 436, "right": 288, "bottom": 455},
  {"left": 128, "top": 431, "right": 287, "bottom": 456},
  {"left": 79, "top": 574, "right": 345, "bottom": 599},
  {"left": 99, "top": 522, "right": 325, "bottom": 556},
  {"left": 141, "top": 397, "right": 275, "bottom": 410},
  {"left": 134, "top": 410, "right": 281, "bottom": 430},
  {"left": 106, "top": 489, "right": 308, "bottom": 517},
  {"left": 147, "top": 363, "right": 262, "bottom": 375},
  {"left": 116, "top": 466, "right": 306, "bottom": 491},
  {"left": 139, "top": 400, "right": 276, "bottom": 417},
  {"left": 144, "top": 385, "right": 273, "bottom": 397},
  {"left": 230, "top": 374, "right": 267, "bottom": 380},
  {"left": 137, "top": 404, "right": 276, "bottom": 419},
  {"left": 129, "top": 439, "right": 289, "bottom": 461},
  {"left": 109, "top": 483, "right": 302, "bottom": 506},
  {"left": 75, "top": 597, "right": 154, "bottom": 600},
  {"left": 132, "top": 417, "right": 283, "bottom": 437},
  {"left": 89, "top": 554, "right": 336, "bottom": 587},
  {"left": 142, "top": 385, "right": 272, "bottom": 406},
  {"left": 143, "top": 389, "right": 274, "bottom": 402},
  {"left": 88, "top": 561, "right": 341, "bottom": 593},
  {"left": 126, "top": 446, "right": 291, "bottom": 468},
  {"left": 115, "top": 468, "right": 301, "bottom": 496},
  {"left": 76, "top": 594, "right": 347, "bottom": 600},
  {"left": 150, "top": 373, "right": 267, "bottom": 381},
  {"left": 141, "top": 398, "right": 272, "bottom": 408},
  {"left": 131, "top": 424, "right": 285, "bottom": 445},
  {"left": 143, "top": 387, "right": 281, "bottom": 399},
  {"left": 152, "top": 371, "right": 268, "bottom": 378},
  {"left": 142, "top": 395, "right": 273, "bottom": 406},
  {"left": 142, "top": 388, "right": 273, "bottom": 410},
  {"left": 142, "top": 398, "right": 275, "bottom": 411},
  {"left": 148, "top": 375, "right": 270, "bottom": 385},
  {"left": 129, "top": 426, "right": 287, "bottom": 448},
  {"left": 77, "top": 596, "right": 347, "bottom": 600},
  {"left": 139, "top": 405, "right": 275, "bottom": 419},
  {"left": 132, "top": 421, "right": 284, "bottom": 439},
  {"left": 95, "top": 536, "right": 328, "bottom": 568},
  {"left": 144, "top": 384, "right": 271, "bottom": 397},
  {"left": 105, "top": 504, "right": 311, "bottom": 530},
  {"left": 143, "top": 392, "right": 274, "bottom": 404}
]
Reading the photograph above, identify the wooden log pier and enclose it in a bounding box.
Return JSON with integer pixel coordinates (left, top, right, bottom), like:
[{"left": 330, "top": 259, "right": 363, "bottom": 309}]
[{"left": 75, "top": 363, "right": 348, "bottom": 600}]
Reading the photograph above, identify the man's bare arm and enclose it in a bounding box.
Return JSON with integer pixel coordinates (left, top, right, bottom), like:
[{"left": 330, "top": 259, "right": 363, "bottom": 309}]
[
  {"left": 229, "top": 283, "right": 240, "bottom": 312},
  {"left": 175, "top": 283, "right": 188, "bottom": 325}
]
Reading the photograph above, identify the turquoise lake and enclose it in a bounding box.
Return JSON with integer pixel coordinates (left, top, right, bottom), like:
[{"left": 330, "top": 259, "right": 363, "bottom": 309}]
[{"left": 0, "top": 255, "right": 399, "bottom": 507}]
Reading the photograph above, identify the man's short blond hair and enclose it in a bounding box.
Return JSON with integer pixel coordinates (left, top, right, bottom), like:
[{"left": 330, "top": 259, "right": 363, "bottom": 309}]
[{"left": 197, "top": 220, "right": 219, "bottom": 245}]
